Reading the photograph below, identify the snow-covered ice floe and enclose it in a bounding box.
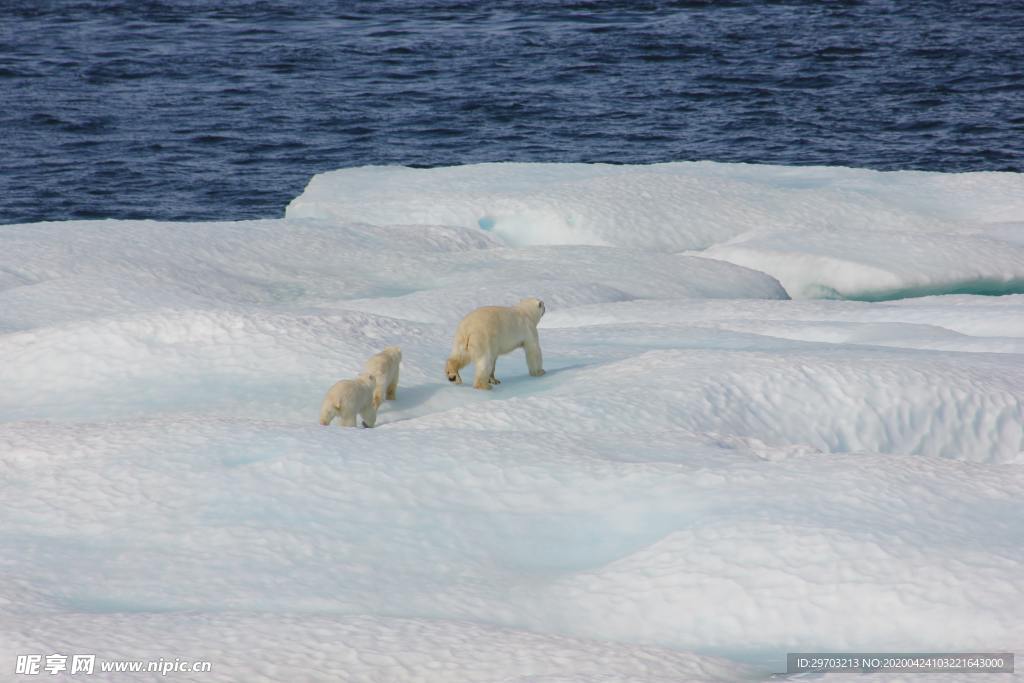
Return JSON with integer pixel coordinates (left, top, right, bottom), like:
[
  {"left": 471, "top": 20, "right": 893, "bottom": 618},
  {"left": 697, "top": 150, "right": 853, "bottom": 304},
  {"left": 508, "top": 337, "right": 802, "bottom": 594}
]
[
  {"left": 2, "top": 162, "right": 1022, "bottom": 681},
  {"left": 289, "top": 161, "right": 1024, "bottom": 301}
]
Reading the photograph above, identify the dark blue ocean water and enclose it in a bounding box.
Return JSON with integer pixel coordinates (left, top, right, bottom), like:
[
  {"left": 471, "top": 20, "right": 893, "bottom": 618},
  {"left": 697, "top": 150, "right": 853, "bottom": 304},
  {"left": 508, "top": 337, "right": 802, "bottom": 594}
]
[{"left": 2, "top": 0, "right": 1023, "bottom": 224}]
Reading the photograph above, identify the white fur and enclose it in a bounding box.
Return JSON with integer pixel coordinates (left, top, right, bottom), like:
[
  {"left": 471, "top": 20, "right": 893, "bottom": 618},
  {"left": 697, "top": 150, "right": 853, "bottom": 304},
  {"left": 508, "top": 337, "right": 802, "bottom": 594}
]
[
  {"left": 364, "top": 346, "right": 402, "bottom": 409},
  {"left": 445, "top": 297, "right": 546, "bottom": 390},
  {"left": 319, "top": 373, "right": 378, "bottom": 427}
]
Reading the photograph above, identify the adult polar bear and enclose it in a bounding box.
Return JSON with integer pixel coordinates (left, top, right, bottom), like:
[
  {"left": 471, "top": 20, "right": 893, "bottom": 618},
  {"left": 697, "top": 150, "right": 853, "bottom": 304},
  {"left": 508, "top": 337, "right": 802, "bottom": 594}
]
[{"left": 445, "top": 298, "right": 546, "bottom": 390}]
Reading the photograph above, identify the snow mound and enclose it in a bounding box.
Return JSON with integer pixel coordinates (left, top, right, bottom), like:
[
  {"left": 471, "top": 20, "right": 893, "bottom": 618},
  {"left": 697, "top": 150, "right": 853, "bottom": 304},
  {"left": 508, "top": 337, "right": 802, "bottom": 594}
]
[
  {"left": 0, "top": 308, "right": 441, "bottom": 422},
  {"left": 288, "top": 162, "right": 1024, "bottom": 300},
  {"left": 398, "top": 346, "right": 1024, "bottom": 463},
  {"left": 2, "top": 614, "right": 755, "bottom": 683},
  {"left": 548, "top": 520, "right": 1022, "bottom": 652},
  {"left": 3, "top": 419, "right": 1022, "bottom": 681},
  {"left": 698, "top": 229, "right": 1024, "bottom": 300},
  {"left": 0, "top": 218, "right": 785, "bottom": 333},
  {"left": 286, "top": 162, "right": 1024, "bottom": 251},
  {"left": 543, "top": 295, "right": 1024, "bottom": 340}
]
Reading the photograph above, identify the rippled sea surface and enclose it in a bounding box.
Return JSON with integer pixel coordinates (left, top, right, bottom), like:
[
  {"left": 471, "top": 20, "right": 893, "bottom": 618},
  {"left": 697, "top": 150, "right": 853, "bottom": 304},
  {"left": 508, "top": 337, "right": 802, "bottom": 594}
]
[{"left": 2, "top": 0, "right": 1023, "bottom": 223}]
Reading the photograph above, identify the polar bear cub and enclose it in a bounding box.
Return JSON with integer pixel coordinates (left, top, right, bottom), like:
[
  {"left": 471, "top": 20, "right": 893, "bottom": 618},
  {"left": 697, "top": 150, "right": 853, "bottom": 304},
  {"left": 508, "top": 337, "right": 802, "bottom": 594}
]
[
  {"left": 364, "top": 346, "right": 401, "bottom": 408},
  {"left": 445, "top": 297, "right": 546, "bottom": 390},
  {"left": 319, "top": 373, "right": 378, "bottom": 427}
]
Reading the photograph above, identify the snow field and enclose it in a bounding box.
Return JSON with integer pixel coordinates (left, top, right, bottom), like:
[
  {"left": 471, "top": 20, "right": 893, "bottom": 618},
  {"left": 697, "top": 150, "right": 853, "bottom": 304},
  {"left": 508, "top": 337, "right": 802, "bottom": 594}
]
[{"left": 2, "top": 161, "right": 1022, "bottom": 681}]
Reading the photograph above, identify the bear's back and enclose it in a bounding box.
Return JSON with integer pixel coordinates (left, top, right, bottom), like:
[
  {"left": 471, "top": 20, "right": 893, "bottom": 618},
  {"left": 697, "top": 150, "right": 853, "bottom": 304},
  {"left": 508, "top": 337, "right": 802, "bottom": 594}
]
[
  {"left": 460, "top": 305, "right": 527, "bottom": 335},
  {"left": 328, "top": 378, "right": 373, "bottom": 401}
]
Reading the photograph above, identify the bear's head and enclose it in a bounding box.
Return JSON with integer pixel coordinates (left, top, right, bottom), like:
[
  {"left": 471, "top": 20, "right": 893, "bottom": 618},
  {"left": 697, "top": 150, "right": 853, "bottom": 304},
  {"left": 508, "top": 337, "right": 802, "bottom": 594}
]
[{"left": 517, "top": 297, "right": 546, "bottom": 324}]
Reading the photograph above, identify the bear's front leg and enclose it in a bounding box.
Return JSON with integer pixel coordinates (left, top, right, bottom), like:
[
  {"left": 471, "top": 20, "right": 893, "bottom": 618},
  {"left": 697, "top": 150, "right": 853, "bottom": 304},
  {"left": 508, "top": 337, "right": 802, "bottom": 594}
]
[
  {"left": 338, "top": 408, "right": 358, "bottom": 428},
  {"left": 524, "top": 338, "right": 545, "bottom": 377},
  {"left": 361, "top": 403, "right": 377, "bottom": 428}
]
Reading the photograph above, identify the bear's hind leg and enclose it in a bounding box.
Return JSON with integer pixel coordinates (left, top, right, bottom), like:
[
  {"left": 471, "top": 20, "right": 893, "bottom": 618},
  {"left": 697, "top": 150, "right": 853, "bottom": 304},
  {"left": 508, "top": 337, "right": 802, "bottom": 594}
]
[
  {"left": 319, "top": 403, "right": 337, "bottom": 426},
  {"left": 473, "top": 354, "right": 496, "bottom": 390},
  {"left": 446, "top": 353, "right": 466, "bottom": 384},
  {"left": 338, "top": 407, "right": 358, "bottom": 427},
  {"left": 386, "top": 368, "right": 398, "bottom": 400}
]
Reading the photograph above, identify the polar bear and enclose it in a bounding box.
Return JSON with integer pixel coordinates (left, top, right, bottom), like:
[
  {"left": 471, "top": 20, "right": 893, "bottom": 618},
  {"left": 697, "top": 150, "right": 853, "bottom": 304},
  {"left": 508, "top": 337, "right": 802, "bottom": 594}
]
[
  {"left": 364, "top": 346, "right": 401, "bottom": 408},
  {"left": 445, "top": 298, "right": 546, "bottom": 390},
  {"left": 319, "top": 373, "right": 378, "bottom": 427}
]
